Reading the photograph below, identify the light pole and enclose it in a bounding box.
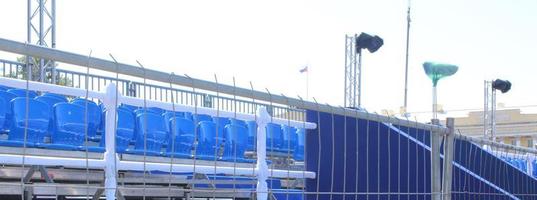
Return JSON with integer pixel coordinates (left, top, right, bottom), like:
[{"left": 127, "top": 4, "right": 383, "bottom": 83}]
[
  {"left": 484, "top": 79, "right": 511, "bottom": 141},
  {"left": 423, "top": 62, "right": 458, "bottom": 120}
]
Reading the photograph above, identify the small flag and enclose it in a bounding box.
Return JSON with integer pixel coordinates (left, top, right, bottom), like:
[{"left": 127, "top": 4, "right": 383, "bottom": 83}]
[{"left": 299, "top": 66, "right": 308, "bottom": 73}]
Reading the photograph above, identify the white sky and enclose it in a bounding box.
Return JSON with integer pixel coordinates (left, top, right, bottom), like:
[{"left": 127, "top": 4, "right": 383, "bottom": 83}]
[{"left": 1, "top": 0, "right": 536, "bottom": 122}]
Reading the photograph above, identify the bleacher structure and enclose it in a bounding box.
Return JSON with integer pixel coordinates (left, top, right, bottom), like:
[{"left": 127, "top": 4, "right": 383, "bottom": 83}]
[{"left": 0, "top": 37, "right": 537, "bottom": 200}]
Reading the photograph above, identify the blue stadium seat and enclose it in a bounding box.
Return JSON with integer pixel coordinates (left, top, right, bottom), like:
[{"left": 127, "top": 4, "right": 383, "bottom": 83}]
[
  {"left": 272, "top": 189, "right": 304, "bottom": 200},
  {"left": 294, "top": 128, "right": 305, "bottom": 161},
  {"left": 266, "top": 123, "right": 284, "bottom": 152},
  {"left": 42, "top": 93, "right": 68, "bottom": 102},
  {"left": 213, "top": 117, "right": 230, "bottom": 143},
  {"left": 35, "top": 96, "right": 68, "bottom": 136},
  {"left": 162, "top": 111, "right": 186, "bottom": 132},
  {"left": 7, "top": 89, "right": 38, "bottom": 98},
  {"left": 126, "top": 112, "right": 168, "bottom": 156},
  {"left": 533, "top": 161, "right": 537, "bottom": 178},
  {"left": 282, "top": 125, "right": 298, "bottom": 153},
  {"left": 0, "top": 91, "right": 17, "bottom": 132},
  {"left": 90, "top": 108, "right": 136, "bottom": 153},
  {"left": 45, "top": 103, "right": 93, "bottom": 150},
  {"left": 193, "top": 114, "right": 213, "bottom": 123},
  {"left": 0, "top": 98, "right": 6, "bottom": 134},
  {"left": 119, "top": 104, "right": 139, "bottom": 112},
  {"left": 0, "top": 98, "right": 50, "bottom": 147},
  {"left": 134, "top": 107, "right": 164, "bottom": 116},
  {"left": 197, "top": 121, "right": 225, "bottom": 160},
  {"left": 229, "top": 118, "right": 247, "bottom": 127},
  {"left": 245, "top": 121, "right": 257, "bottom": 151},
  {"left": 70, "top": 98, "right": 101, "bottom": 141},
  {"left": 165, "top": 117, "right": 195, "bottom": 158},
  {"left": 0, "top": 85, "right": 13, "bottom": 91},
  {"left": 222, "top": 124, "right": 252, "bottom": 162}
]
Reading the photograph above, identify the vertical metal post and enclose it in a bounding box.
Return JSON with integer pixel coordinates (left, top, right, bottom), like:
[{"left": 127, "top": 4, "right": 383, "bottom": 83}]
[
  {"left": 27, "top": 0, "right": 56, "bottom": 82},
  {"left": 357, "top": 51, "right": 362, "bottom": 107},
  {"left": 403, "top": 1, "right": 411, "bottom": 114},
  {"left": 442, "top": 118, "right": 455, "bottom": 200},
  {"left": 432, "top": 86, "right": 437, "bottom": 120},
  {"left": 491, "top": 89, "right": 496, "bottom": 141},
  {"left": 256, "top": 106, "right": 270, "bottom": 200},
  {"left": 483, "top": 81, "right": 488, "bottom": 140},
  {"left": 430, "top": 119, "right": 441, "bottom": 200},
  {"left": 103, "top": 83, "right": 118, "bottom": 200},
  {"left": 343, "top": 35, "right": 348, "bottom": 108}
]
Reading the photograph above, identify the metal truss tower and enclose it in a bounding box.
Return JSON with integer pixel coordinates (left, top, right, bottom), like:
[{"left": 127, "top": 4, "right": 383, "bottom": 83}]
[
  {"left": 27, "top": 0, "right": 56, "bottom": 82},
  {"left": 483, "top": 80, "right": 496, "bottom": 141},
  {"left": 344, "top": 34, "right": 361, "bottom": 108}
]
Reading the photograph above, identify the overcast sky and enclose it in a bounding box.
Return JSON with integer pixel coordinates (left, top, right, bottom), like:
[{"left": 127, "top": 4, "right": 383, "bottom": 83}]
[{"left": 1, "top": 0, "right": 536, "bottom": 121}]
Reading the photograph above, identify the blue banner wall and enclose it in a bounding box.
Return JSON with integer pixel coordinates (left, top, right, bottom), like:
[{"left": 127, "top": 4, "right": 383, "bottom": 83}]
[{"left": 305, "top": 110, "right": 537, "bottom": 200}]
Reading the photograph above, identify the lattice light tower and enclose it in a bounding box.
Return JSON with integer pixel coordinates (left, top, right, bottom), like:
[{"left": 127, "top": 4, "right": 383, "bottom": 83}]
[
  {"left": 484, "top": 79, "right": 512, "bottom": 141},
  {"left": 27, "top": 0, "right": 56, "bottom": 82},
  {"left": 343, "top": 34, "right": 359, "bottom": 108}
]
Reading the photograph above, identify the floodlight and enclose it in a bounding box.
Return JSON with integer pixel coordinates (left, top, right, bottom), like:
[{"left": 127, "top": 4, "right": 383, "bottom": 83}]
[
  {"left": 355, "top": 32, "right": 384, "bottom": 53},
  {"left": 491, "top": 79, "right": 511, "bottom": 93}
]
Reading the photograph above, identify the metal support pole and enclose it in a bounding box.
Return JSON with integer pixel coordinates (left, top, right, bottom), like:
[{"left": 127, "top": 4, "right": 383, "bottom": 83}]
[
  {"left": 103, "top": 83, "right": 118, "bottom": 200},
  {"left": 256, "top": 106, "right": 270, "bottom": 200},
  {"left": 432, "top": 86, "right": 437, "bottom": 120},
  {"left": 357, "top": 51, "right": 362, "bottom": 107},
  {"left": 483, "top": 81, "right": 489, "bottom": 140},
  {"left": 442, "top": 118, "right": 455, "bottom": 200},
  {"left": 491, "top": 89, "right": 496, "bottom": 141},
  {"left": 430, "top": 119, "right": 441, "bottom": 200}
]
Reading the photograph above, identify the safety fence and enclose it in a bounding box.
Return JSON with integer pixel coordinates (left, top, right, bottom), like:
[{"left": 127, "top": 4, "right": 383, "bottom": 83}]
[{"left": 0, "top": 38, "right": 536, "bottom": 200}]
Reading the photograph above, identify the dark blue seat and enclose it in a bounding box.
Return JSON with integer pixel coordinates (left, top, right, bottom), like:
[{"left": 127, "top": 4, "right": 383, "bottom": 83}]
[
  {"left": 245, "top": 121, "right": 257, "bottom": 151},
  {"left": 193, "top": 114, "right": 213, "bottom": 123},
  {"left": 196, "top": 121, "right": 225, "bottom": 160},
  {"left": 273, "top": 189, "right": 304, "bottom": 200},
  {"left": 281, "top": 125, "right": 298, "bottom": 153},
  {"left": 70, "top": 98, "right": 102, "bottom": 141},
  {"left": 213, "top": 117, "right": 230, "bottom": 144},
  {"left": 35, "top": 96, "right": 68, "bottom": 136},
  {"left": 294, "top": 129, "right": 305, "bottom": 161},
  {"left": 89, "top": 108, "right": 136, "bottom": 153},
  {"left": 7, "top": 89, "right": 38, "bottom": 98},
  {"left": 0, "top": 91, "right": 17, "bottom": 132},
  {"left": 165, "top": 117, "right": 195, "bottom": 158},
  {"left": 266, "top": 123, "right": 284, "bottom": 152},
  {"left": 42, "top": 93, "right": 68, "bottom": 102},
  {"left": 222, "top": 124, "right": 253, "bottom": 163},
  {"left": 0, "top": 98, "right": 50, "bottom": 147},
  {"left": 45, "top": 103, "right": 93, "bottom": 150},
  {"left": 126, "top": 112, "right": 167, "bottom": 156}
]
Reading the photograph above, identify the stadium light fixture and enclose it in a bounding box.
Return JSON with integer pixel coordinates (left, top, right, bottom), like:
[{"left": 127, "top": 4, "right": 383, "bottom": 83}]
[
  {"left": 355, "top": 32, "right": 384, "bottom": 53},
  {"left": 492, "top": 79, "right": 511, "bottom": 93},
  {"left": 423, "top": 62, "right": 458, "bottom": 120}
]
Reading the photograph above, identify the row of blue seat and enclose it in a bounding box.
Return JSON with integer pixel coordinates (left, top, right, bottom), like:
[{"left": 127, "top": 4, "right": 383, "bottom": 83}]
[{"left": 0, "top": 88, "right": 305, "bottom": 161}]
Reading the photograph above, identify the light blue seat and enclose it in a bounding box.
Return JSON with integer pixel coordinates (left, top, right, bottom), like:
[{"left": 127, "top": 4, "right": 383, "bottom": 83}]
[
  {"left": 35, "top": 95, "right": 68, "bottom": 134},
  {"left": 125, "top": 112, "right": 167, "bottom": 156},
  {"left": 42, "top": 93, "right": 68, "bottom": 102},
  {"left": 165, "top": 117, "right": 195, "bottom": 158},
  {"left": 266, "top": 123, "right": 284, "bottom": 152},
  {"left": 222, "top": 124, "right": 253, "bottom": 163},
  {"left": 0, "top": 98, "right": 50, "bottom": 147},
  {"left": 89, "top": 108, "right": 136, "bottom": 153},
  {"left": 7, "top": 89, "right": 38, "bottom": 98},
  {"left": 294, "top": 128, "right": 305, "bottom": 161},
  {"left": 44, "top": 103, "right": 92, "bottom": 150},
  {"left": 196, "top": 121, "right": 225, "bottom": 160},
  {"left": 0, "top": 91, "right": 17, "bottom": 132},
  {"left": 70, "top": 98, "right": 102, "bottom": 141},
  {"left": 281, "top": 125, "right": 298, "bottom": 153}
]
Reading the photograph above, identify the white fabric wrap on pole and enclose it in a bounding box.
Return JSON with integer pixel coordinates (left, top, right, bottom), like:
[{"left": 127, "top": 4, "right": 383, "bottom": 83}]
[
  {"left": 103, "top": 83, "right": 118, "bottom": 200},
  {"left": 256, "top": 106, "right": 270, "bottom": 200}
]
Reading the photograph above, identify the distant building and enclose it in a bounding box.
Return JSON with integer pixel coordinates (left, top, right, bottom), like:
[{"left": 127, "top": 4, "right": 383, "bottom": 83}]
[{"left": 452, "top": 109, "right": 537, "bottom": 149}]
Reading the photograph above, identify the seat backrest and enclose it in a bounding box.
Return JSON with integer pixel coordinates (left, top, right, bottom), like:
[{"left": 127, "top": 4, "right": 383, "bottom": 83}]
[
  {"left": 10, "top": 97, "right": 51, "bottom": 142},
  {"left": 0, "top": 90, "right": 18, "bottom": 113},
  {"left": 70, "top": 98, "right": 102, "bottom": 129},
  {"left": 193, "top": 114, "right": 213, "bottom": 123},
  {"left": 35, "top": 96, "right": 67, "bottom": 112},
  {"left": 225, "top": 124, "right": 248, "bottom": 147},
  {"left": 7, "top": 89, "right": 38, "bottom": 98},
  {"left": 134, "top": 107, "right": 164, "bottom": 116},
  {"left": 198, "top": 121, "right": 219, "bottom": 145},
  {"left": 162, "top": 111, "right": 186, "bottom": 131},
  {"left": 117, "top": 108, "right": 135, "bottom": 130},
  {"left": 134, "top": 112, "right": 168, "bottom": 149},
  {"left": 229, "top": 118, "right": 247, "bottom": 128},
  {"left": 266, "top": 123, "right": 283, "bottom": 149},
  {"left": 282, "top": 125, "right": 298, "bottom": 150},
  {"left": 53, "top": 102, "right": 93, "bottom": 146},
  {"left": 119, "top": 104, "right": 139, "bottom": 112},
  {"left": 0, "top": 85, "right": 13, "bottom": 91},
  {"left": 169, "top": 117, "right": 195, "bottom": 141},
  {"left": 42, "top": 93, "right": 68, "bottom": 102}
]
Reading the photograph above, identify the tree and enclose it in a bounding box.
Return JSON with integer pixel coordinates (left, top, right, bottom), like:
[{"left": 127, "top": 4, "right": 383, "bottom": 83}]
[{"left": 15, "top": 56, "right": 71, "bottom": 86}]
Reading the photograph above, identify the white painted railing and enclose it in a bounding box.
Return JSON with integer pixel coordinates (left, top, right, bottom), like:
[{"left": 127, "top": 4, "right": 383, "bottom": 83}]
[{"left": 0, "top": 77, "right": 317, "bottom": 200}]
